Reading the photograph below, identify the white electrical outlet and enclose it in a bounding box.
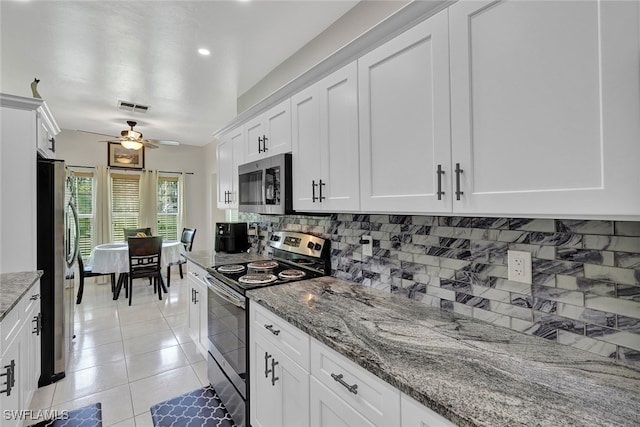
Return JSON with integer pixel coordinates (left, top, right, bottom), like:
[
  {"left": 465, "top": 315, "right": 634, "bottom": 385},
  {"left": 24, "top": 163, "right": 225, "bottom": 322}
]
[
  {"left": 361, "top": 235, "right": 373, "bottom": 257},
  {"left": 508, "top": 250, "right": 532, "bottom": 284}
]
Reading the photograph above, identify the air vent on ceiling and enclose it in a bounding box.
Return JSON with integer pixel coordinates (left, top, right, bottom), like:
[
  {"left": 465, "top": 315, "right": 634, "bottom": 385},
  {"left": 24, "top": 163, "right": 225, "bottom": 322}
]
[{"left": 118, "top": 100, "right": 150, "bottom": 113}]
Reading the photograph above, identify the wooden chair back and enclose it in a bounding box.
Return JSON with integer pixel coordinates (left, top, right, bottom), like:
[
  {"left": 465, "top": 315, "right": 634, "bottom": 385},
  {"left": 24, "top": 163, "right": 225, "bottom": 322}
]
[
  {"left": 180, "top": 228, "right": 197, "bottom": 252},
  {"left": 127, "top": 236, "right": 162, "bottom": 279}
]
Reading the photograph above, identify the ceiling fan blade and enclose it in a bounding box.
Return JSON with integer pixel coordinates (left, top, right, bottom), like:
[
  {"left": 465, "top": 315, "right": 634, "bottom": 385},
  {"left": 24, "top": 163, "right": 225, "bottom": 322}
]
[
  {"left": 143, "top": 140, "right": 159, "bottom": 149},
  {"left": 76, "top": 129, "right": 119, "bottom": 138}
]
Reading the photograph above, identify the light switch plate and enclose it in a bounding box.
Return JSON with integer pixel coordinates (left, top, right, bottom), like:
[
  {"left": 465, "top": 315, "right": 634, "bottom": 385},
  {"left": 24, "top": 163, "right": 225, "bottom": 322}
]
[{"left": 508, "top": 250, "right": 532, "bottom": 284}]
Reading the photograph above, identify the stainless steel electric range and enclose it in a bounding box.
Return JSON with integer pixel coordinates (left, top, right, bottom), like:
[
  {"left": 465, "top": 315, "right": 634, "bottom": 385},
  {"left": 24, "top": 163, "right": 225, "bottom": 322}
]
[{"left": 205, "top": 230, "right": 331, "bottom": 427}]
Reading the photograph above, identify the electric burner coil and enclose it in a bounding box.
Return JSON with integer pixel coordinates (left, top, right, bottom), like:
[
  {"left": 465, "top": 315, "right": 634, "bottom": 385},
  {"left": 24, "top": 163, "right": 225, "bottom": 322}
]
[
  {"left": 278, "top": 269, "right": 306, "bottom": 280},
  {"left": 238, "top": 273, "right": 277, "bottom": 285},
  {"left": 217, "top": 264, "right": 246, "bottom": 274},
  {"left": 247, "top": 260, "right": 279, "bottom": 270}
]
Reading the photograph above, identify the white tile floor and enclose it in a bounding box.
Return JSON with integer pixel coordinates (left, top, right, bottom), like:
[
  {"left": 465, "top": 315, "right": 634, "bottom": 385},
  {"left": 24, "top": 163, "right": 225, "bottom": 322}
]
[{"left": 26, "top": 271, "right": 207, "bottom": 427}]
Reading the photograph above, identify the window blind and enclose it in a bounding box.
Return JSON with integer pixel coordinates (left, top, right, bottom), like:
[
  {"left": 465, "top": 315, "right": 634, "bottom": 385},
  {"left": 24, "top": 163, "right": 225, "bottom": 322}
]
[
  {"left": 157, "top": 176, "right": 179, "bottom": 240},
  {"left": 69, "top": 171, "right": 94, "bottom": 258},
  {"left": 111, "top": 173, "right": 140, "bottom": 242}
]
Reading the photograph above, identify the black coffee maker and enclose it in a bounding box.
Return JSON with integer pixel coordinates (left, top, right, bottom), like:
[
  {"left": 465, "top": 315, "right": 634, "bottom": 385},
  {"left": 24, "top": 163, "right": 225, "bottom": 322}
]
[{"left": 215, "top": 222, "right": 249, "bottom": 253}]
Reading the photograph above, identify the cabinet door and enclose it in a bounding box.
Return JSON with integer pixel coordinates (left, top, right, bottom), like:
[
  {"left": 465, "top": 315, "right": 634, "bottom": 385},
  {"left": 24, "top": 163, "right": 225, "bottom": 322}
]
[
  {"left": 36, "top": 115, "right": 55, "bottom": 159},
  {"left": 319, "top": 62, "right": 360, "bottom": 212},
  {"left": 229, "top": 127, "right": 244, "bottom": 208},
  {"left": 0, "top": 331, "right": 24, "bottom": 427},
  {"left": 251, "top": 331, "right": 309, "bottom": 427},
  {"left": 187, "top": 273, "right": 200, "bottom": 344},
  {"left": 197, "top": 279, "right": 208, "bottom": 354},
  {"left": 401, "top": 393, "right": 456, "bottom": 427},
  {"left": 292, "top": 82, "right": 322, "bottom": 211},
  {"left": 449, "top": 0, "right": 640, "bottom": 218},
  {"left": 358, "top": 10, "right": 451, "bottom": 213},
  {"left": 217, "top": 135, "right": 234, "bottom": 209},
  {"left": 264, "top": 98, "right": 292, "bottom": 157},
  {"left": 23, "top": 285, "right": 41, "bottom": 409},
  {"left": 245, "top": 116, "right": 265, "bottom": 163},
  {"left": 310, "top": 376, "right": 375, "bottom": 427}
]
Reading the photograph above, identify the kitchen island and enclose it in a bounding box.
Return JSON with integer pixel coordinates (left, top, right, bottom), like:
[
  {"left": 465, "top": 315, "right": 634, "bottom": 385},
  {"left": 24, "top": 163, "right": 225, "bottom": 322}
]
[
  {"left": 248, "top": 276, "right": 640, "bottom": 427},
  {"left": 0, "top": 271, "right": 42, "bottom": 320}
]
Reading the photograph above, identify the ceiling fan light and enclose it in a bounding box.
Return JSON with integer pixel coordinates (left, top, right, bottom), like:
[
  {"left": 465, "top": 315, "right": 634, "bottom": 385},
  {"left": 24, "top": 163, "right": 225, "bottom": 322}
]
[
  {"left": 121, "top": 139, "right": 143, "bottom": 150},
  {"left": 121, "top": 129, "right": 142, "bottom": 139}
]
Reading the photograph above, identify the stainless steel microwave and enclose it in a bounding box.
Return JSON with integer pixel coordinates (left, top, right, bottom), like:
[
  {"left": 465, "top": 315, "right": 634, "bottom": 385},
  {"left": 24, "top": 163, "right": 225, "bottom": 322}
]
[{"left": 238, "top": 153, "right": 293, "bottom": 215}]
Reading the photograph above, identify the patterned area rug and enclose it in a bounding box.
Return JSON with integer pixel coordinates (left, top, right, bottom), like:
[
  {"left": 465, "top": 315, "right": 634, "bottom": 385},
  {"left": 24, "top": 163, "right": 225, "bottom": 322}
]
[
  {"left": 28, "top": 402, "right": 102, "bottom": 427},
  {"left": 150, "top": 386, "right": 236, "bottom": 427}
]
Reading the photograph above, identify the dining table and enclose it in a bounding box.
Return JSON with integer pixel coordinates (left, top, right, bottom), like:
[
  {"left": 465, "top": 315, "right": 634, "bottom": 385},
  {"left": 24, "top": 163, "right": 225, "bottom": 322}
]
[{"left": 87, "top": 240, "right": 184, "bottom": 300}]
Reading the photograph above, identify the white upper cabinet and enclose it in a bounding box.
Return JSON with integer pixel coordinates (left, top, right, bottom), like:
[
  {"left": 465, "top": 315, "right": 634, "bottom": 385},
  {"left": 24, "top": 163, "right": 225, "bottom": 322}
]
[
  {"left": 293, "top": 62, "right": 359, "bottom": 212},
  {"left": 245, "top": 98, "right": 292, "bottom": 163},
  {"left": 358, "top": 10, "right": 452, "bottom": 214},
  {"left": 217, "top": 126, "right": 244, "bottom": 209},
  {"left": 449, "top": 0, "right": 640, "bottom": 218}
]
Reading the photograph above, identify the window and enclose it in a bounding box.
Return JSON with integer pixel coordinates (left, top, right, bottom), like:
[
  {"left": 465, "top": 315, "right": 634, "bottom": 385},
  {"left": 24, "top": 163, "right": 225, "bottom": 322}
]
[
  {"left": 69, "top": 171, "right": 94, "bottom": 259},
  {"left": 157, "top": 175, "right": 179, "bottom": 240},
  {"left": 111, "top": 173, "right": 140, "bottom": 242}
]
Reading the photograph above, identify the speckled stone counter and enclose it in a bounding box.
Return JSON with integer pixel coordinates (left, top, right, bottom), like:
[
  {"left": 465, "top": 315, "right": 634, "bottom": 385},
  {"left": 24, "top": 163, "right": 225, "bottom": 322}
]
[
  {"left": 0, "top": 271, "right": 42, "bottom": 321},
  {"left": 184, "top": 250, "right": 267, "bottom": 273},
  {"left": 248, "top": 276, "right": 640, "bottom": 427}
]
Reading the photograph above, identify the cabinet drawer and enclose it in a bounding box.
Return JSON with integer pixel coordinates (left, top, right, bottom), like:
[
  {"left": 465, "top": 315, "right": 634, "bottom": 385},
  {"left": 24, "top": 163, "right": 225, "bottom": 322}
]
[
  {"left": 310, "top": 338, "right": 400, "bottom": 426},
  {"left": 250, "top": 301, "right": 310, "bottom": 370},
  {"left": 187, "top": 261, "right": 208, "bottom": 279}
]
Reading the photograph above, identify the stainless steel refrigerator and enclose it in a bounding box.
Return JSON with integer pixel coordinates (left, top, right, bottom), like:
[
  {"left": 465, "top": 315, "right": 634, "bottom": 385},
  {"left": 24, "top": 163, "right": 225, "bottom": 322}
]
[{"left": 37, "top": 157, "right": 78, "bottom": 386}]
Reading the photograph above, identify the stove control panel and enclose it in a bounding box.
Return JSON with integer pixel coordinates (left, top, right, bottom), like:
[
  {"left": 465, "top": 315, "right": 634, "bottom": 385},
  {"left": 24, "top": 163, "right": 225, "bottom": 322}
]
[{"left": 269, "top": 231, "right": 327, "bottom": 258}]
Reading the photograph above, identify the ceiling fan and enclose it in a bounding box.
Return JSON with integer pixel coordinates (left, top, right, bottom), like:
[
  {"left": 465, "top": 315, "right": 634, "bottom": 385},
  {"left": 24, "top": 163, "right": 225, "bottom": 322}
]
[{"left": 77, "top": 121, "right": 180, "bottom": 150}]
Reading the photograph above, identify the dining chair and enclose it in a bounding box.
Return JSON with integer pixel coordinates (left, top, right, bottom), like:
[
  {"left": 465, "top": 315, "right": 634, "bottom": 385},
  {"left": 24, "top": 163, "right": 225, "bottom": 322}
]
[
  {"left": 166, "top": 228, "right": 196, "bottom": 288},
  {"left": 76, "top": 252, "right": 116, "bottom": 304},
  {"left": 126, "top": 236, "right": 163, "bottom": 306},
  {"left": 123, "top": 227, "right": 152, "bottom": 239}
]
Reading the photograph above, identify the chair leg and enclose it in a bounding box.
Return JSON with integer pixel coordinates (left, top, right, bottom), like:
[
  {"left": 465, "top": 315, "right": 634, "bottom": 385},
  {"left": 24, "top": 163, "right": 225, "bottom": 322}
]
[
  {"left": 129, "top": 275, "right": 133, "bottom": 306},
  {"left": 179, "top": 263, "right": 184, "bottom": 279},
  {"left": 157, "top": 274, "right": 163, "bottom": 301},
  {"left": 76, "top": 274, "right": 85, "bottom": 304},
  {"left": 110, "top": 273, "right": 116, "bottom": 294},
  {"left": 167, "top": 266, "right": 171, "bottom": 288}
]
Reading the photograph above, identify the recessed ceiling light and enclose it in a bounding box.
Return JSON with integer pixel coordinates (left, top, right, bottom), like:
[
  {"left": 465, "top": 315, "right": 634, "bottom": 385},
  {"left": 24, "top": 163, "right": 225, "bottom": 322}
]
[{"left": 198, "top": 48, "right": 210, "bottom": 56}]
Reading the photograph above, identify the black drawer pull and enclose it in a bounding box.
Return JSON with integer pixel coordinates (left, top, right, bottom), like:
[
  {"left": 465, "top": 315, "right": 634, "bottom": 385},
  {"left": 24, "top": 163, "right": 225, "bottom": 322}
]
[
  {"left": 264, "top": 324, "right": 281, "bottom": 336},
  {"left": 319, "top": 179, "right": 326, "bottom": 202},
  {"left": 264, "top": 352, "right": 272, "bottom": 378},
  {"left": 312, "top": 180, "right": 318, "bottom": 203},
  {"left": 0, "top": 360, "right": 16, "bottom": 396},
  {"left": 30, "top": 294, "right": 40, "bottom": 301},
  {"left": 331, "top": 373, "right": 358, "bottom": 395},
  {"left": 271, "top": 359, "right": 279, "bottom": 386}
]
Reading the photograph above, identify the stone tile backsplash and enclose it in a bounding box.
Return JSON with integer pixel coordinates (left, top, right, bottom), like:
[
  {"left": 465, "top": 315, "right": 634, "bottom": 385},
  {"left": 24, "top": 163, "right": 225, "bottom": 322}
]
[{"left": 239, "top": 212, "right": 640, "bottom": 366}]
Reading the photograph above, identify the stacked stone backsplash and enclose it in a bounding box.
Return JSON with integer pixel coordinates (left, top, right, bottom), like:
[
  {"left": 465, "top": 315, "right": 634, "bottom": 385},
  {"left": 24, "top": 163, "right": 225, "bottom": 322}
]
[{"left": 239, "top": 212, "right": 640, "bottom": 366}]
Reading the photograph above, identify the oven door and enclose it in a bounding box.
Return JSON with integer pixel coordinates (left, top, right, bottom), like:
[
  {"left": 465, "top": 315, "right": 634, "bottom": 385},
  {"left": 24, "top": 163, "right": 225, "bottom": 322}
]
[{"left": 206, "top": 275, "right": 246, "bottom": 398}]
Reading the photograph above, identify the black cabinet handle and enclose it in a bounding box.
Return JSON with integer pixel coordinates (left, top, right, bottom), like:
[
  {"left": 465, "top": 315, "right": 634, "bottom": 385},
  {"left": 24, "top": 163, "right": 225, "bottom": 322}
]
[
  {"left": 30, "top": 294, "right": 40, "bottom": 301},
  {"left": 271, "top": 358, "right": 279, "bottom": 386},
  {"left": 264, "top": 324, "right": 281, "bottom": 336},
  {"left": 312, "top": 180, "right": 318, "bottom": 203},
  {"left": 319, "top": 179, "right": 326, "bottom": 202},
  {"left": 193, "top": 289, "right": 199, "bottom": 304},
  {"left": 262, "top": 135, "right": 268, "bottom": 152},
  {"left": 0, "top": 360, "right": 16, "bottom": 396},
  {"left": 32, "top": 313, "right": 42, "bottom": 335},
  {"left": 258, "top": 136, "right": 263, "bottom": 153},
  {"left": 331, "top": 373, "right": 358, "bottom": 395},
  {"left": 455, "top": 163, "right": 464, "bottom": 200},
  {"left": 437, "top": 164, "right": 445, "bottom": 200},
  {"left": 264, "top": 352, "right": 272, "bottom": 378},
  {"left": 49, "top": 137, "right": 56, "bottom": 153}
]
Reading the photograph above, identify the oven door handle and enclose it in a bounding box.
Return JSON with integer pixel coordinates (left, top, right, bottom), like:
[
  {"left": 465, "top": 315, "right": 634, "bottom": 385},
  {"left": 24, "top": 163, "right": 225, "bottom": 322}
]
[{"left": 206, "top": 275, "right": 246, "bottom": 309}]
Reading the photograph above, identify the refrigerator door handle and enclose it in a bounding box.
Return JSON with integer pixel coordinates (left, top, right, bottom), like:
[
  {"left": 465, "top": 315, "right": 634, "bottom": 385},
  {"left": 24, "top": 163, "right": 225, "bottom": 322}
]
[{"left": 66, "top": 200, "right": 80, "bottom": 268}]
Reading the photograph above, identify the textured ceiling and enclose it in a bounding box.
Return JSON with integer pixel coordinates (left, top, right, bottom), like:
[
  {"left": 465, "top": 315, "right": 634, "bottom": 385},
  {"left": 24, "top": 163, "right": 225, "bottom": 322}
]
[{"left": 0, "top": 0, "right": 358, "bottom": 146}]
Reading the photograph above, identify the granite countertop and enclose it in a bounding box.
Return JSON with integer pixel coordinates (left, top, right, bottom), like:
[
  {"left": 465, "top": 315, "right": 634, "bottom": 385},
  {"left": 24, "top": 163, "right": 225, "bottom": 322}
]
[
  {"left": 184, "top": 250, "right": 267, "bottom": 273},
  {"left": 247, "top": 276, "right": 640, "bottom": 427},
  {"left": 0, "top": 271, "right": 43, "bottom": 321}
]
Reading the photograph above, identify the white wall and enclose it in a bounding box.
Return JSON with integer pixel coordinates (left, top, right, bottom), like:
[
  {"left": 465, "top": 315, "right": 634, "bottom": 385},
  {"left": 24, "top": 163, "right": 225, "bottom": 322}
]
[
  {"left": 237, "top": 0, "right": 409, "bottom": 112},
  {"left": 55, "top": 130, "right": 212, "bottom": 251}
]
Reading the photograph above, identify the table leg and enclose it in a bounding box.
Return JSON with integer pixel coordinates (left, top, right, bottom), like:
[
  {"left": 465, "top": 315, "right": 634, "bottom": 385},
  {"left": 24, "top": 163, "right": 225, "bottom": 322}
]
[
  {"left": 159, "top": 273, "right": 168, "bottom": 294},
  {"left": 113, "top": 273, "right": 127, "bottom": 300}
]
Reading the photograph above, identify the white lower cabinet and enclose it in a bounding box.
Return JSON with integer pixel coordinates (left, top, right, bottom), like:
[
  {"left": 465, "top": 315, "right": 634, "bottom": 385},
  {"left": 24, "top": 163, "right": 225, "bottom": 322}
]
[
  {"left": 249, "top": 301, "right": 457, "bottom": 427},
  {"left": 186, "top": 261, "right": 208, "bottom": 357},
  {"left": 310, "top": 376, "right": 375, "bottom": 427},
  {"left": 250, "top": 302, "right": 310, "bottom": 427},
  {"left": 251, "top": 330, "right": 310, "bottom": 427},
  {"left": 0, "top": 281, "right": 41, "bottom": 427}
]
